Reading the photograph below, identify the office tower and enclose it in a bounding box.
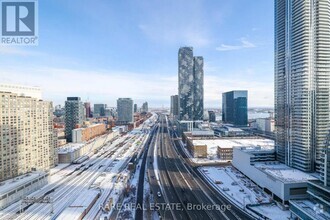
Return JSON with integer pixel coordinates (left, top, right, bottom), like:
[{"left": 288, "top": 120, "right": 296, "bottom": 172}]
[
  {"left": 222, "top": 91, "right": 248, "bottom": 126},
  {"left": 117, "top": 98, "right": 134, "bottom": 124},
  {"left": 275, "top": 0, "right": 330, "bottom": 173},
  {"left": 134, "top": 104, "right": 138, "bottom": 113},
  {"left": 84, "top": 102, "right": 92, "bottom": 118},
  {"left": 65, "top": 97, "right": 85, "bottom": 142},
  {"left": 94, "top": 104, "right": 106, "bottom": 117},
  {"left": 178, "top": 47, "right": 204, "bottom": 121},
  {"left": 0, "top": 84, "right": 42, "bottom": 99},
  {"left": 0, "top": 90, "right": 54, "bottom": 181},
  {"left": 170, "top": 95, "right": 179, "bottom": 116},
  {"left": 208, "top": 111, "right": 216, "bottom": 122},
  {"left": 142, "top": 102, "right": 148, "bottom": 113}
]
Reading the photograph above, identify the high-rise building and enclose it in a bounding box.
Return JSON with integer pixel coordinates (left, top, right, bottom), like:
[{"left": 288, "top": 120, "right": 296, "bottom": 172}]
[
  {"left": 134, "top": 104, "right": 138, "bottom": 113},
  {"left": 170, "top": 95, "right": 179, "bottom": 116},
  {"left": 84, "top": 102, "right": 92, "bottom": 118},
  {"left": 178, "top": 47, "right": 204, "bottom": 121},
  {"left": 141, "top": 102, "right": 148, "bottom": 113},
  {"left": 222, "top": 91, "right": 248, "bottom": 126},
  {"left": 94, "top": 104, "right": 106, "bottom": 117},
  {"left": 208, "top": 111, "right": 216, "bottom": 122},
  {"left": 65, "top": 97, "right": 85, "bottom": 142},
  {"left": 0, "top": 89, "right": 54, "bottom": 181},
  {"left": 117, "top": 98, "right": 134, "bottom": 124},
  {"left": 275, "top": 0, "right": 330, "bottom": 173}
]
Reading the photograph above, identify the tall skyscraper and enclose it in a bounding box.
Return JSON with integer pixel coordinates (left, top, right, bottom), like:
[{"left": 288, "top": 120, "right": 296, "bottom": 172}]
[
  {"left": 134, "top": 104, "right": 138, "bottom": 113},
  {"left": 142, "top": 102, "right": 148, "bottom": 113},
  {"left": 94, "top": 104, "right": 106, "bottom": 117},
  {"left": 84, "top": 102, "right": 92, "bottom": 118},
  {"left": 117, "top": 98, "right": 134, "bottom": 124},
  {"left": 170, "top": 95, "right": 179, "bottom": 116},
  {"left": 0, "top": 89, "right": 54, "bottom": 181},
  {"left": 178, "top": 47, "right": 204, "bottom": 121},
  {"left": 275, "top": 0, "right": 330, "bottom": 173},
  {"left": 222, "top": 90, "right": 248, "bottom": 126},
  {"left": 65, "top": 97, "right": 85, "bottom": 142}
]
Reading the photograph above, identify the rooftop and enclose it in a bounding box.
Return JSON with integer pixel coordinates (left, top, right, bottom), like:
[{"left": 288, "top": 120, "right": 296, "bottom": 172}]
[
  {"left": 0, "top": 171, "right": 47, "bottom": 196},
  {"left": 193, "top": 138, "right": 274, "bottom": 150},
  {"left": 254, "top": 162, "right": 317, "bottom": 183},
  {"left": 57, "top": 143, "right": 85, "bottom": 153}
]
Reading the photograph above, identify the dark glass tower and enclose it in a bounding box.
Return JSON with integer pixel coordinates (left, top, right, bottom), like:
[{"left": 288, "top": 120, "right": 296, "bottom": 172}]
[{"left": 222, "top": 91, "right": 248, "bottom": 126}]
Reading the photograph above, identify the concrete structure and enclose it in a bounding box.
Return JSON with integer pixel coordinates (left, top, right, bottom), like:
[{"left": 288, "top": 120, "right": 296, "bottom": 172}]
[
  {"left": 0, "top": 84, "right": 42, "bottom": 99},
  {"left": 275, "top": 0, "right": 330, "bottom": 173},
  {"left": 94, "top": 104, "right": 106, "bottom": 117},
  {"left": 290, "top": 180, "right": 330, "bottom": 220},
  {"left": 253, "top": 118, "right": 275, "bottom": 133},
  {"left": 213, "top": 125, "right": 250, "bottom": 137},
  {"left": 54, "top": 128, "right": 67, "bottom": 147},
  {"left": 134, "top": 104, "right": 138, "bottom": 113},
  {"left": 182, "top": 133, "right": 207, "bottom": 158},
  {"left": 65, "top": 97, "right": 85, "bottom": 142},
  {"left": 182, "top": 131, "right": 214, "bottom": 158},
  {"left": 84, "top": 102, "right": 92, "bottom": 118},
  {"left": 232, "top": 147, "right": 317, "bottom": 204},
  {"left": 0, "top": 172, "right": 48, "bottom": 210},
  {"left": 290, "top": 131, "right": 330, "bottom": 220},
  {"left": 117, "top": 98, "right": 133, "bottom": 124},
  {"left": 0, "top": 90, "right": 55, "bottom": 181},
  {"left": 222, "top": 90, "right": 248, "bottom": 126},
  {"left": 170, "top": 95, "right": 179, "bottom": 116},
  {"left": 72, "top": 124, "right": 106, "bottom": 143},
  {"left": 57, "top": 130, "right": 119, "bottom": 163},
  {"left": 178, "top": 47, "right": 204, "bottom": 121},
  {"left": 216, "top": 146, "right": 233, "bottom": 161}
]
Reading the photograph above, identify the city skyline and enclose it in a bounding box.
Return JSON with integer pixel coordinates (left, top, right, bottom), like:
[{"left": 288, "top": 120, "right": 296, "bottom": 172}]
[{"left": 0, "top": 0, "right": 274, "bottom": 108}]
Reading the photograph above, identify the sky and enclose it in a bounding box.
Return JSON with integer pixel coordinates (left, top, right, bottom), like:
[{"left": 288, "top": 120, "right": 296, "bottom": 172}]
[{"left": 0, "top": 0, "right": 274, "bottom": 108}]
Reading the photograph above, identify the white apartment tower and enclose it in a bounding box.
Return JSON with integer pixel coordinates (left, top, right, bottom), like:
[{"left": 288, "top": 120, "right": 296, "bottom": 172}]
[
  {"left": 275, "top": 0, "right": 330, "bottom": 173},
  {"left": 0, "top": 87, "right": 54, "bottom": 181}
]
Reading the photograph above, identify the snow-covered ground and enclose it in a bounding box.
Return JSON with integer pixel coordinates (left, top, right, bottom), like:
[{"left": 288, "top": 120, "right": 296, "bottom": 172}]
[
  {"left": 199, "top": 166, "right": 291, "bottom": 220},
  {"left": 116, "top": 158, "right": 142, "bottom": 220},
  {"left": 143, "top": 167, "right": 159, "bottom": 220}
]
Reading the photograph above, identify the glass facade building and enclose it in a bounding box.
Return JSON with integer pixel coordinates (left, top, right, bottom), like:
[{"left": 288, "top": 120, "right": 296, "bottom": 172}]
[
  {"left": 170, "top": 95, "right": 179, "bottom": 116},
  {"left": 178, "top": 47, "right": 204, "bottom": 121},
  {"left": 117, "top": 98, "right": 134, "bottom": 124},
  {"left": 222, "top": 90, "right": 248, "bottom": 126},
  {"left": 65, "top": 97, "right": 85, "bottom": 142}
]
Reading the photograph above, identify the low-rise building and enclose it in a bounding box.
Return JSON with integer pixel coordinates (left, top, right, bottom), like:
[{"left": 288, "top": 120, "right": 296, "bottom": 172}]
[
  {"left": 57, "top": 130, "right": 119, "bottom": 163},
  {"left": 213, "top": 125, "right": 250, "bottom": 137},
  {"left": 0, "top": 172, "right": 48, "bottom": 210},
  {"left": 232, "top": 147, "right": 317, "bottom": 205},
  {"left": 217, "top": 146, "right": 233, "bottom": 161},
  {"left": 72, "top": 124, "right": 106, "bottom": 143},
  {"left": 182, "top": 130, "right": 214, "bottom": 158},
  {"left": 252, "top": 118, "right": 275, "bottom": 133}
]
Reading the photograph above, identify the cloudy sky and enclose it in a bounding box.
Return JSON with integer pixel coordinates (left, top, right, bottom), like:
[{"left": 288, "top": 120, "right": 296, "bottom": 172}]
[{"left": 0, "top": 0, "right": 274, "bottom": 108}]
